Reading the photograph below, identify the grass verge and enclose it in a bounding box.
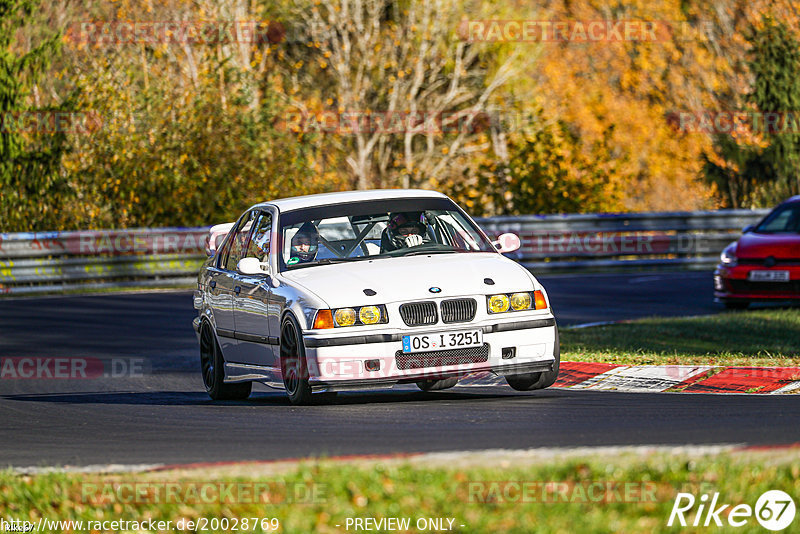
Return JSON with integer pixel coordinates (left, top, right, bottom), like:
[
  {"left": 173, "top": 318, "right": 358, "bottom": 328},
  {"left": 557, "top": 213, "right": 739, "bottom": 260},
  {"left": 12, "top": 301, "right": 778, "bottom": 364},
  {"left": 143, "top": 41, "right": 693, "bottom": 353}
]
[
  {"left": 561, "top": 308, "right": 800, "bottom": 366},
  {"left": 2, "top": 448, "right": 799, "bottom": 533}
]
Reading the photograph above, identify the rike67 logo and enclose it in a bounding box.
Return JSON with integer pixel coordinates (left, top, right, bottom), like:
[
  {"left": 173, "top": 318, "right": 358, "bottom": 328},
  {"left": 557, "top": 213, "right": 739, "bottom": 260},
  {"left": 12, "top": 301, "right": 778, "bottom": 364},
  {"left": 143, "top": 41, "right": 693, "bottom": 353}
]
[{"left": 668, "top": 490, "right": 796, "bottom": 531}]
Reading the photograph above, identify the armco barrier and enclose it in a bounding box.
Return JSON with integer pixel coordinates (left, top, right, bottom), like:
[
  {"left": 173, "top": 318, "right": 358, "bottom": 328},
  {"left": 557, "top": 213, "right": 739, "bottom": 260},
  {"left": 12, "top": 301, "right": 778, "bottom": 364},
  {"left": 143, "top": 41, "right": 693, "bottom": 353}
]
[
  {"left": 0, "top": 209, "right": 769, "bottom": 295},
  {"left": 0, "top": 228, "right": 209, "bottom": 295},
  {"left": 475, "top": 209, "right": 768, "bottom": 272}
]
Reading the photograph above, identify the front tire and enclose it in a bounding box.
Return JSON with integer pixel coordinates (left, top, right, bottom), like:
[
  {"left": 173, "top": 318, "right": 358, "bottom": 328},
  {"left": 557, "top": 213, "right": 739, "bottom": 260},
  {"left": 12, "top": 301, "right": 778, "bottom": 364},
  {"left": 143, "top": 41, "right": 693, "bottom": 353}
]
[
  {"left": 200, "top": 322, "right": 252, "bottom": 400},
  {"left": 280, "top": 315, "right": 313, "bottom": 405},
  {"left": 505, "top": 327, "right": 560, "bottom": 391}
]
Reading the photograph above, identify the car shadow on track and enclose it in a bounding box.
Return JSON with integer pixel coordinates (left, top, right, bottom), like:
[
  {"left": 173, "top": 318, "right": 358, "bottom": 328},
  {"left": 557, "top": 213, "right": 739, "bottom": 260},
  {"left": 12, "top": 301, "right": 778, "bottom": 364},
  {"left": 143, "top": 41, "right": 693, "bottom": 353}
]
[
  {"left": 0, "top": 388, "right": 561, "bottom": 407},
  {"left": 248, "top": 389, "right": 561, "bottom": 406},
  {"left": 0, "top": 391, "right": 217, "bottom": 406}
]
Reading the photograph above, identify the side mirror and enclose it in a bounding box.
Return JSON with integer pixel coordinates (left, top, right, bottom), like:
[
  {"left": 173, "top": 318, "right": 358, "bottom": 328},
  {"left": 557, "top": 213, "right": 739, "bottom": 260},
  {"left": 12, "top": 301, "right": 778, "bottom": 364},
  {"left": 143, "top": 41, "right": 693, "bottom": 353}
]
[
  {"left": 493, "top": 233, "right": 521, "bottom": 253},
  {"left": 742, "top": 224, "right": 754, "bottom": 234},
  {"left": 237, "top": 257, "right": 270, "bottom": 276}
]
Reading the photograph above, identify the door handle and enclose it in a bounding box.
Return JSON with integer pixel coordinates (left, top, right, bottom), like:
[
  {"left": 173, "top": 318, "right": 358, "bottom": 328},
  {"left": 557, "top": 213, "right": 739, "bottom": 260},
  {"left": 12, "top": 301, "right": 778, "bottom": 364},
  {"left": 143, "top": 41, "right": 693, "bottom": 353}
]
[
  {"left": 209, "top": 280, "right": 216, "bottom": 289},
  {"left": 234, "top": 286, "right": 241, "bottom": 295}
]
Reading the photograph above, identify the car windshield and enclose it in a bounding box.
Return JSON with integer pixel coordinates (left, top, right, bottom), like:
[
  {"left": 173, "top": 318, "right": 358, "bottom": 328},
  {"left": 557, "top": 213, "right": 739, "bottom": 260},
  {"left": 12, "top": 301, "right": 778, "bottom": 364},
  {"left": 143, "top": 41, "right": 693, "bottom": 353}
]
[
  {"left": 755, "top": 203, "right": 800, "bottom": 234},
  {"left": 278, "top": 197, "right": 495, "bottom": 271}
]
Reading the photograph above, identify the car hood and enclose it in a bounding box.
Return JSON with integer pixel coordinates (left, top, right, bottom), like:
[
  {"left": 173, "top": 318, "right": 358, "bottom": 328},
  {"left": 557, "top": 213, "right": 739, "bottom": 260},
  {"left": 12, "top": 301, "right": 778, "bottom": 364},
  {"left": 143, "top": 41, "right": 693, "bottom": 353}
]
[
  {"left": 736, "top": 232, "right": 800, "bottom": 259},
  {"left": 280, "top": 253, "right": 536, "bottom": 308}
]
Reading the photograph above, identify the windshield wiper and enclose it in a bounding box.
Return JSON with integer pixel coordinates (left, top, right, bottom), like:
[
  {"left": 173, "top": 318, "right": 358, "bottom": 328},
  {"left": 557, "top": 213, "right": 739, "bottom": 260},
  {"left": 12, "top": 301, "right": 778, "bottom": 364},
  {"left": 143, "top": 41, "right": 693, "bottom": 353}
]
[
  {"left": 313, "top": 258, "right": 358, "bottom": 265},
  {"left": 289, "top": 258, "right": 353, "bottom": 269},
  {"left": 401, "top": 249, "right": 458, "bottom": 257}
]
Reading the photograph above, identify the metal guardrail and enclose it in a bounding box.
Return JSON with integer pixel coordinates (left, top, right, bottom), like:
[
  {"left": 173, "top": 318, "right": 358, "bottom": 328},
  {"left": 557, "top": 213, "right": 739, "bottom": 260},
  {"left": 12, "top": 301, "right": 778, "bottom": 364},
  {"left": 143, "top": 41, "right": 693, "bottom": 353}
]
[
  {"left": 0, "top": 209, "right": 769, "bottom": 295},
  {"left": 0, "top": 228, "right": 208, "bottom": 295},
  {"left": 476, "top": 209, "right": 769, "bottom": 272}
]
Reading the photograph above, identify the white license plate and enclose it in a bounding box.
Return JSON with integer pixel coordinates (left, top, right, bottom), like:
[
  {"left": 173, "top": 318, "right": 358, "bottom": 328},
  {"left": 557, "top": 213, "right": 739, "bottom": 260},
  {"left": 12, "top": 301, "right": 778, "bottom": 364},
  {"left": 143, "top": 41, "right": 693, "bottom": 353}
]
[
  {"left": 748, "top": 270, "right": 790, "bottom": 282},
  {"left": 402, "top": 330, "right": 483, "bottom": 353}
]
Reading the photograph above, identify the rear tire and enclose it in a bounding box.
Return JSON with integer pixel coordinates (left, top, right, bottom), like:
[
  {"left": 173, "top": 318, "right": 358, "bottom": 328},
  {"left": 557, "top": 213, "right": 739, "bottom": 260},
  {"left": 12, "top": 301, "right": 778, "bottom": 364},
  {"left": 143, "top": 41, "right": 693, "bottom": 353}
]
[
  {"left": 280, "top": 315, "right": 313, "bottom": 405},
  {"left": 505, "top": 326, "right": 560, "bottom": 391},
  {"left": 416, "top": 377, "right": 459, "bottom": 391},
  {"left": 200, "top": 322, "right": 252, "bottom": 400}
]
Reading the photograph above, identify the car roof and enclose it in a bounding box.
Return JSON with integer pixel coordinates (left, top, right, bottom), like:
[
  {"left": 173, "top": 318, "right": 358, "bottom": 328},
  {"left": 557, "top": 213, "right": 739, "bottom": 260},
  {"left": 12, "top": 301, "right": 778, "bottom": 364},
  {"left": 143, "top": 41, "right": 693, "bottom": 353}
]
[{"left": 253, "top": 189, "right": 449, "bottom": 212}]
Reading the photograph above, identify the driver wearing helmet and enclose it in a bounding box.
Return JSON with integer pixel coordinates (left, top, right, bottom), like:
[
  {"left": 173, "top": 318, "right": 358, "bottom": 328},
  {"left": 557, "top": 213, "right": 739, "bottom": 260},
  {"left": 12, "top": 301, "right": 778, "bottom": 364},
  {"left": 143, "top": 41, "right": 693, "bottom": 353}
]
[
  {"left": 288, "top": 222, "right": 319, "bottom": 265},
  {"left": 381, "top": 211, "right": 431, "bottom": 252}
]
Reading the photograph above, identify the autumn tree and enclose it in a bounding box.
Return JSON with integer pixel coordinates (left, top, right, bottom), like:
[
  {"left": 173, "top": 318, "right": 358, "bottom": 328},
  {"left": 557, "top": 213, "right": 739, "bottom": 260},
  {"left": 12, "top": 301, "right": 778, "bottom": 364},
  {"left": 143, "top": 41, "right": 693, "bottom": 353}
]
[
  {"left": 704, "top": 15, "right": 800, "bottom": 207},
  {"left": 59, "top": 0, "right": 332, "bottom": 229},
  {"left": 287, "top": 0, "right": 521, "bottom": 191},
  {"left": 0, "top": 0, "right": 71, "bottom": 231},
  {"left": 12, "top": 0, "right": 800, "bottom": 230}
]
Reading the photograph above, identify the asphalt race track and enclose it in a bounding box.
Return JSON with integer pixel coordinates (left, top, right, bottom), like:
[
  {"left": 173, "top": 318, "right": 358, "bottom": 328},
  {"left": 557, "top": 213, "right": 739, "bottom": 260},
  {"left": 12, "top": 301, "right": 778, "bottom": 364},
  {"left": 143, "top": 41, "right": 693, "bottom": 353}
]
[{"left": 1, "top": 271, "right": 798, "bottom": 468}]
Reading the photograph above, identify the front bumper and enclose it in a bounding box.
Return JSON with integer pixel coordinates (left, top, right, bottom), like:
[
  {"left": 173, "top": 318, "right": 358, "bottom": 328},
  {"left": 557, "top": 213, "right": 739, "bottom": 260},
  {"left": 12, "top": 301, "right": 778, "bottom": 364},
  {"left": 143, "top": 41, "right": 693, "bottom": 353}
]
[
  {"left": 309, "top": 359, "right": 554, "bottom": 392},
  {"left": 302, "top": 317, "right": 558, "bottom": 391},
  {"left": 714, "top": 265, "right": 800, "bottom": 301}
]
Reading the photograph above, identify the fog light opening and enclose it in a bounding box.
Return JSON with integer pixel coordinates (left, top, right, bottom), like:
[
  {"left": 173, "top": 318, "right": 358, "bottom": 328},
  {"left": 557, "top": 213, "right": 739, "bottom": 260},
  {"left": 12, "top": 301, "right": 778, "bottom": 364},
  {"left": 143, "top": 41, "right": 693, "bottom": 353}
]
[
  {"left": 501, "top": 347, "right": 516, "bottom": 360},
  {"left": 365, "top": 359, "right": 381, "bottom": 372}
]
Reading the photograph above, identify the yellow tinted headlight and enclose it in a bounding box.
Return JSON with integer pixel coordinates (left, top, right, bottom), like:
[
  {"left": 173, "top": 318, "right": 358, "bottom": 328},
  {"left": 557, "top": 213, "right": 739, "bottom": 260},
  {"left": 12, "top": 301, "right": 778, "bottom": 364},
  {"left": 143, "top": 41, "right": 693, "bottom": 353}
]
[
  {"left": 359, "top": 305, "right": 381, "bottom": 325},
  {"left": 488, "top": 294, "right": 510, "bottom": 313},
  {"left": 334, "top": 308, "right": 356, "bottom": 327},
  {"left": 510, "top": 292, "right": 532, "bottom": 311}
]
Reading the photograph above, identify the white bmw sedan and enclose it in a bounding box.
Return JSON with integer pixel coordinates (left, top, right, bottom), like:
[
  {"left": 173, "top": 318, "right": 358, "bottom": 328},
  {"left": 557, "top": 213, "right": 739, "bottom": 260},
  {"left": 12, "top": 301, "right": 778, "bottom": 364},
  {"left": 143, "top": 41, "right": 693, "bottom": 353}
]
[{"left": 193, "top": 189, "right": 559, "bottom": 405}]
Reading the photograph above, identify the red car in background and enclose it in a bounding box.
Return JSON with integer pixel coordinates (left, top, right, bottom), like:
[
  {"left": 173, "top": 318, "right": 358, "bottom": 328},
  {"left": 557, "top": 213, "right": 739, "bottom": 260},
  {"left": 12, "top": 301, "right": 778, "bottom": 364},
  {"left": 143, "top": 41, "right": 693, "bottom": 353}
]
[{"left": 714, "top": 196, "right": 800, "bottom": 309}]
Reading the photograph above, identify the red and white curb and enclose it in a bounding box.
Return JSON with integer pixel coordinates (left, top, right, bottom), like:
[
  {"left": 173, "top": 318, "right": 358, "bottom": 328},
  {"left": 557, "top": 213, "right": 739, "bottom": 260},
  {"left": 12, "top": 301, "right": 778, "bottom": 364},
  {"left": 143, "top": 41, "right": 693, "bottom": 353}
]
[{"left": 460, "top": 362, "right": 800, "bottom": 394}]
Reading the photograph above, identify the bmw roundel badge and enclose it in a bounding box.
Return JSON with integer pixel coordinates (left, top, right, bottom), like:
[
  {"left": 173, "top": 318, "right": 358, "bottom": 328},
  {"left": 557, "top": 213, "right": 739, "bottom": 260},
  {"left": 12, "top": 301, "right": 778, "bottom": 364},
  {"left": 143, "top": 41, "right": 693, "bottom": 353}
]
[{"left": 429, "top": 287, "right": 442, "bottom": 293}]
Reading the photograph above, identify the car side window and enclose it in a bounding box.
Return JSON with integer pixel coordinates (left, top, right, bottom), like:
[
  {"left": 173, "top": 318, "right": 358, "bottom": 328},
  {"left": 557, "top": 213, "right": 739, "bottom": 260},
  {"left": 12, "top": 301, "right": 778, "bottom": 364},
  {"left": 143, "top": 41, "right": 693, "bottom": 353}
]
[
  {"left": 215, "top": 234, "right": 231, "bottom": 268},
  {"left": 758, "top": 205, "right": 800, "bottom": 233},
  {"left": 245, "top": 212, "right": 272, "bottom": 262},
  {"left": 225, "top": 211, "right": 258, "bottom": 271}
]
